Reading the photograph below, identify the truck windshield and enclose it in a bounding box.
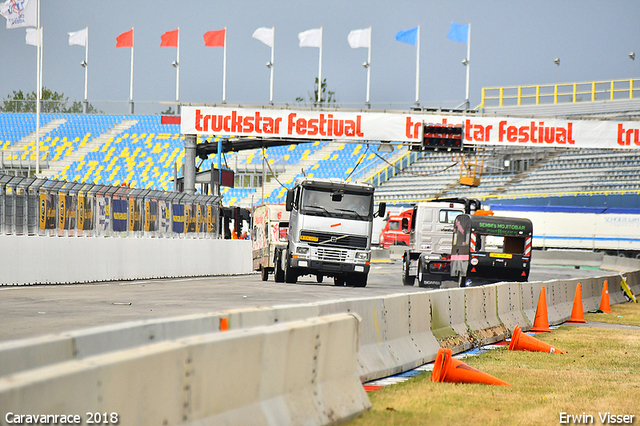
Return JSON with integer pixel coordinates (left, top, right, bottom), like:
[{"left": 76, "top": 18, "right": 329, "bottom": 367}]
[{"left": 301, "top": 188, "right": 372, "bottom": 220}]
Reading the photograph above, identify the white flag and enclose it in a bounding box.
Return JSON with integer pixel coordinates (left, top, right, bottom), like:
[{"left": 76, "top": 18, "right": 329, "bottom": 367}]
[
  {"left": 68, "top": 27, "right": 88, "bottom": 47},
  {"left": 298, "top": 28, "right": 322, "bottom": 48},
  {"left": 25, "top": 26, "right": 41, "bottom": 46},
  {"left": 348, "top": 28, "right": 371, "bottom": 49},
  {"left": 252, "top": 27, "right": 273, "bottom": 48},
  {"left": 0, "top": 0, "right": 36, "bottom": 29}
]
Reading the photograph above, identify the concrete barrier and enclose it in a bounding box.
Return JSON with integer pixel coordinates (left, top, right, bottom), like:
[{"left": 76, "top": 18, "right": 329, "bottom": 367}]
[
  {"left": 0, "top": 236, "right": 252, "bottom": 286},
  {"left": 495, "top": 282, "right": 531, "bottom": 333},
  {"left": 0, "top": 313, "right": 225, "bottom": 377},
  {"left": 0, "top": 314, "right": 370, "bottom": 426},
  {"left": 429, "top": 288, "right": 472, "bottom": 353}
]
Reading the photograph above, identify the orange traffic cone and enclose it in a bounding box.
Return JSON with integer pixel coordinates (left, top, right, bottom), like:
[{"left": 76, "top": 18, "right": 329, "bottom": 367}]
[
  {"left": 599, "top": 280, "right": 612, "bottom": 314},
  {"left": 530, "top": 286, "right": 552, "bottom": 332},
  {"left": 508, "top": 324, "right": 565, "bottom": 354},
  {"left": 568, "top": 283, "right": 587, "bottom": 323},
  {"left": 431, "top": 347, "right": 510, "bottom": 386}
]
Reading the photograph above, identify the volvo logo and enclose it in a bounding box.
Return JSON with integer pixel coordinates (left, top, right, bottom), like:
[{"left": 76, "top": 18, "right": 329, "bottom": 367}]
[{"left": 330, "top": 236, "right": 337, "bottom": 243}]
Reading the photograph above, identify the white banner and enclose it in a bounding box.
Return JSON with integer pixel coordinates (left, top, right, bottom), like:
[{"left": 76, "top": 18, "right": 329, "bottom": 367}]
[{"left": 180, "top": 106, "right": 640, "bottom": 149}]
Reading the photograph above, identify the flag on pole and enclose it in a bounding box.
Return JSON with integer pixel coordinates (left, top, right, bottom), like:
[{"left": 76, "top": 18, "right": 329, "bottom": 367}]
[
  {"left": 252, "top": 27, "right": 274, "bottom": 47},
  {"left": 203, "top": 29, "right": 225, "bottom": 47},
  {"left": 116, "top": 29, "right": 133, "bottom": 48},
  {"left": 161, "top": 29, "right": 179, "bottom": 47},
  {"left": 68, "top": 28, "right": 87, "bottom": 46},
  {"left": 447, "top": 22, "right": 469, "bottom": 43},
  {"left": 298, "top": 28, "right": 322, "bottom": 48},
  {"left": 394, "top": 27, "right": 418, "bottom": 45},
  {"left": 0, "top": 0, "right": 36, "bottom": 29},
  {"left": 25, "top": 26, "right": 40, "bottom": 46},
  {"left": 348, "top": 27, "right": 371, "bottom": 49}
]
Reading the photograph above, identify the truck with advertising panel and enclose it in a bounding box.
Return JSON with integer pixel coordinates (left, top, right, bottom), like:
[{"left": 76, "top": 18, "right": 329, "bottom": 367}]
[
  {"left": 450, "top": 214, "right": 533, "bottom": 285},
  {"left": 402, "top": 198, "right": 533, "bottom": 287},
  {"left": 276, "top": 177, "right": 385, "bottom": 287},
  {"left": 252, "top": 204, "right": 290, "bottom": 281}
]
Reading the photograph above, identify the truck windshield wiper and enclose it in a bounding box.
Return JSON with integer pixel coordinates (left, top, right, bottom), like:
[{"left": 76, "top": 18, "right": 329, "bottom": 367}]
[
  {"left": 305, "top": 205, "right": 331, "bottom": 216},
  {"left": 335, "top": 208, "right": 364, "bottom": 220}
]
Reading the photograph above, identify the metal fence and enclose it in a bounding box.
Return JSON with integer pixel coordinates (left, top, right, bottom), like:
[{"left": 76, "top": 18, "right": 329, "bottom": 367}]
[{"left": 0, "top": 173, "right": 222, "bottom": 239}]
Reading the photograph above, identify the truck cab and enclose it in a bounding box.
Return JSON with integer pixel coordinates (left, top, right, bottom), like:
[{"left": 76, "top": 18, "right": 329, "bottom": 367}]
[
  {"left": 278, "top": 177, "right": 385, "bottom": 287},
  {"left": 379, "top": 209, "right": 412, "bottom": 249}
]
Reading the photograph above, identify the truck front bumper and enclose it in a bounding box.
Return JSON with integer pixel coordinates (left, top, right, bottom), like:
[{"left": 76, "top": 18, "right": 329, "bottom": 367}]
[{"left": 290, "top": 257, "right": 370, "bottom": 275}]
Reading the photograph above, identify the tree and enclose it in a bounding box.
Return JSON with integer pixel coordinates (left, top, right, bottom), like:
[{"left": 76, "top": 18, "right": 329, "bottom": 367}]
[
  {"left": 0, "top": 88, "right": 100, "bottom": 113},
  {"left": 296, "top": 78, "right": 336, "bottom": 107}
]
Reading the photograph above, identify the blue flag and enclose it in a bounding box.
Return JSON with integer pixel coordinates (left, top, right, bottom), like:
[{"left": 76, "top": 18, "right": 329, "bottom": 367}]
[
  {"left": 395, "top": 27, "right": 418, "bottom": 45},
  {"left": 447, "top": 22, "right": 469, "bottom": 43}
]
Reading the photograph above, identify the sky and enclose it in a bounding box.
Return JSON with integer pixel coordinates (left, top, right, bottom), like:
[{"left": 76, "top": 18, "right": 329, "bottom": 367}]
[{"left": 1, "top": 0, "right": 639, "bottom": 115}]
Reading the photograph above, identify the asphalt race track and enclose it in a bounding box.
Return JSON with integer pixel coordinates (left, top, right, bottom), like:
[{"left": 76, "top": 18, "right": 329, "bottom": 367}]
[{"left": 0, "top": 262, "right": 607, "bottom": 342}]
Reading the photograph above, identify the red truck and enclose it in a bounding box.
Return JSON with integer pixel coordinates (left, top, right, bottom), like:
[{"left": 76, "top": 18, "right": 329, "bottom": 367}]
[{"left": 379, "top": 209, "right": 413, "bottom": 249}]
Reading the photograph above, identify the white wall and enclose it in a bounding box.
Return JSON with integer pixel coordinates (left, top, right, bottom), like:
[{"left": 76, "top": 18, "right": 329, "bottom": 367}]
[{"left": 0, "top": 236, "right": 252, "bottom": 285}]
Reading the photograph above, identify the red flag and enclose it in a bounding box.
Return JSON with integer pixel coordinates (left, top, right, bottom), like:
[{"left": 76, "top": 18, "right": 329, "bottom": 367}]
[
  {"left": 116, "top": 29, "right": 133, "bottom": 48},
  {"left": 161, "top": 29, "right": 179, "bottom": 47},
  {"left": 204, "top": 29, "right": 225, "bottom": 47}
]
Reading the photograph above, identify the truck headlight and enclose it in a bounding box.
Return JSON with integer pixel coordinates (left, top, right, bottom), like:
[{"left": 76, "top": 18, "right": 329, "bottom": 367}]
[
  {"left": 355, "top": 252, "right": 369, "bottom": 260},
  {"left": 297, "top": 247, "right": 309, "bottom": 255}
]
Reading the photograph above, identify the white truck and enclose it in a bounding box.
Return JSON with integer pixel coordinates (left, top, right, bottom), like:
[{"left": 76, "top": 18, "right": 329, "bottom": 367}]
[
  {"left": 276, "top": 177, "right": 385, "bottom": 287},
  {"left": 252, "top": 204, "right": 290, "bottom": 281},
  {"left": 402, "top": 198, "right": 480, "bottom": 287}
]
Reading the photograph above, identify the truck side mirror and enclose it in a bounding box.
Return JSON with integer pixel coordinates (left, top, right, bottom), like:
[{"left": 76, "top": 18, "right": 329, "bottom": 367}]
[
  {"left": 285, "top": 189, "right": 295, "bottom": 211},
  {"left": 377, "top": 202, "right": 386, "bottom": 218}
]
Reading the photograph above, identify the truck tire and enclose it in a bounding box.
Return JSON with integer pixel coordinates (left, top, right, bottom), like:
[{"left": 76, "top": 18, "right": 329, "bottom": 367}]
[
  {"left": 261, "top": 266, "right": 269, "bottom": 281},
  {"left": 417, "top": 261, "right": 425, "bottom": 287},
  {"left": 284, "top": 251, "right": 297, "bottom": 284},
  {"left": 458, "top": 274, "right": 467, "bottom": 287},
  {"left": 274, "top": 249, "right": 285, "bottom": 283},
  {"left": 403, "top": 255, "right": 415, "bottom": 286},
  {"left": 351, "top": 273, "right": 368, "bottom": 287},
  {"left": 334, "top": 277, "right": 346, "bottom": 286}
]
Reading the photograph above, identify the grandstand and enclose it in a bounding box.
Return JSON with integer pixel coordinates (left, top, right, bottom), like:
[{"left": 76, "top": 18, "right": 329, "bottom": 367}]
[{"left": 2, "top": 77, "right": 640, "bottom": 209}]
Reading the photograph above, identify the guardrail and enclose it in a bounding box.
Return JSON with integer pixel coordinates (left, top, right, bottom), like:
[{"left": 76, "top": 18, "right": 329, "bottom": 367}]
[
  {"left": 1, "top": 256, "right": 638, "bottom": 425},
  {"left": 480, "top": 78, "right": 640, "bottom": 108},
  {"left": 0, "top": 173, "right": 221, "bottom": 238}
]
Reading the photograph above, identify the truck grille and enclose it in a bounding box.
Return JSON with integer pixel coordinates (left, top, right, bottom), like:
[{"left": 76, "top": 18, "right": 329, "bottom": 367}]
[
  {"left": 300, "top": 230, "right": 367, "bottom": 249},
  {"left": 316, "top": 248, "right": 348, "bottom": 262}
]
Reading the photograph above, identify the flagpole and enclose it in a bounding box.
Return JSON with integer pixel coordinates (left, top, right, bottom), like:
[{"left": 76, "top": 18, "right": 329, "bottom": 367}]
[
  {"left": 317, "top": 26, "right": 323, "bottom": 105},
  {"left": 465, "top": 23, "right": 471, "bottom": 110},
  {"left": 176, "top": 27, "right": 180, "bottom": 112},
  {"left": 269, "top": 26, "right": 274, "bottom": 105},
  {"left": 129, "top": 27, "right": 134, "bottom": 114},
  {"left": 83, "top": 26, "right": 88, "bottom": 113},
  {"left": 222, "top": 27, "right": 227, "bottom": 103},
  {"left": 366, "top": 26, "right": 371, "bottom": 107},
  {"left": 35, "top": 0, "right": 41, "bottom": 175},
  {"left": 415, "top": 25, "right": 420, "bottom": 105}
]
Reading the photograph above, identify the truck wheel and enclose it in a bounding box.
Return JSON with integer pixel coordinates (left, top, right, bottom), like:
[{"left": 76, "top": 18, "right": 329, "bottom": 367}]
[
  {"left": 351, "top": 274, "right": 368, "bottom": 288},
  {"left": 284, "top": 252, "right": 297, "bottom": 284},
  {"left": 403, "top": 256, "right": 415, "bottom": 286},
  {"left": 458, "top": 274, "right": 467, "bottom": 287},
  {"left": 316, "top": 274, "right": 323, "bottom": 283},
  {"left": 261, "top": 266, "right": 269, "bottom": 282},
  {"left": 274, "top": 250, "right": 285, "bottom": 283},
  {"left": 334, "top": 277, "right": 346, "bottom": 286},
  {"left": 417, "top": 261, "right": 425, "bottom": 287}
]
